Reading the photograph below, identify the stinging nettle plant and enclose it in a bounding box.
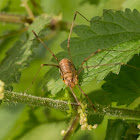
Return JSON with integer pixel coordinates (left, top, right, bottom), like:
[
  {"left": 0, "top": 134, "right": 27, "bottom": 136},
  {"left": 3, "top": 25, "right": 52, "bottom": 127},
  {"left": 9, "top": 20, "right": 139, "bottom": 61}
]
[
  {"left": 0, "top": 8, "right": 140, "bottom": 139},
  {"left": 41, "top": 9, "right": 140, "bottom": 96},
  {"left": 1, "top": 8, "right": 140, "bottom": 113}
]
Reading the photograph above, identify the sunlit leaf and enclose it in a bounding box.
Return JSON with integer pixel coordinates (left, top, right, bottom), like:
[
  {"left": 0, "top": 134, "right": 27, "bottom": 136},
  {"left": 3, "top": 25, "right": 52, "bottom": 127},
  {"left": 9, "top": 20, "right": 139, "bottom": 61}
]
[{"left": 43, "top": 9, "right": 140, "bottom": 94}]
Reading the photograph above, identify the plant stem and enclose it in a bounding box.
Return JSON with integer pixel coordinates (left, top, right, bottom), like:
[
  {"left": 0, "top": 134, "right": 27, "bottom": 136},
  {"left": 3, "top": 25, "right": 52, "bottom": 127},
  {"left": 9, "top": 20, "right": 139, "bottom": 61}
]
[
  {"left": 63, "top": 114, "right": 80, "bottom": 140},
  {"left": 21, "top": 0, "right": 35, "bottom": 20},
  {"left": 4, "top": 90, "right": 140, "bottom": 120},
  {"left": 4, "top": 90, "right": 78, "bottom": 111},
  {"left": 0, "top": 13, "right": 33, "bottom": 24}
]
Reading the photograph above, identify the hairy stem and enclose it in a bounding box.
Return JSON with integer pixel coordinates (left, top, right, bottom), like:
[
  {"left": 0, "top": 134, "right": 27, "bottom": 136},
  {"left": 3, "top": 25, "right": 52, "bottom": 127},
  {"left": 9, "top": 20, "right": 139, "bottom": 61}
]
[{"left": 4, "top": 90, "right": 140, "bottom": 120}]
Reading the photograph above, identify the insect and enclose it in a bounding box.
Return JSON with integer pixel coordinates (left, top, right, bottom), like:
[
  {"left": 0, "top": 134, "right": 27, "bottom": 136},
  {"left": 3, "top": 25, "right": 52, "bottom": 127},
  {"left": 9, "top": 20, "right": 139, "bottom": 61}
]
[{"left": 26, "top": 11, "right": 140, "bottom": 111}]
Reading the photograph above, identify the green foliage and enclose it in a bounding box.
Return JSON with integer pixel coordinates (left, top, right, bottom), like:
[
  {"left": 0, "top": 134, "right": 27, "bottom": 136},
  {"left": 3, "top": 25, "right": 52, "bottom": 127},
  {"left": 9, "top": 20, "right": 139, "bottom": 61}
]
[
  {"left": 0, "top": 15, "right": 51, "bottom": 85},
  {"left": 0, "top": 0, "right": 25, "bottom": 14},
  {"left": 103, "top": 55, "right": 140, "bottom": 106},
  {"left": 105, "top": 120, "right": 140, "bottom": 140},
  {"left": 105, "top": 120, "right": 129, "bottom": 140},
  {"left": 44, "top": 9, "right": 140, "bottom": 94},
  {"left": 0, "top": 0, "right": 140, "bottom": 139}
]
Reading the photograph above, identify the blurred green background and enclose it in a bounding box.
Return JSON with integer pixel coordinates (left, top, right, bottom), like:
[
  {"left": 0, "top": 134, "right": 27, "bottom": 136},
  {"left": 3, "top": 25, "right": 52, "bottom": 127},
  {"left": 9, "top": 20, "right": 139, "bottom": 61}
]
[{"left": 0, "top": 0, "right": 140, "bottom": 140}]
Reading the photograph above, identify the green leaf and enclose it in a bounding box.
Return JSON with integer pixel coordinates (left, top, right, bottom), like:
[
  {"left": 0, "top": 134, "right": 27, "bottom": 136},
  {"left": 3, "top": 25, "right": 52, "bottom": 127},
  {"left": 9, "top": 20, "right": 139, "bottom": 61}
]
[
  {"left": 105, "top": 120, "right": 139, "bottom": 140},
  {"left": 105, "top": 119, "right": 129, "bottom": 140},
  {"left": 43, "top": 9, "right": 140, "bottom": 94},
  {"left": 102, "top": 55, "right": 140, "bottom": 106},
  {"left": 0, "top": 15, "right": 51, "bottom": 85},
  {"left": 0, "top": 36, "right": 18, "bottom": 63}
]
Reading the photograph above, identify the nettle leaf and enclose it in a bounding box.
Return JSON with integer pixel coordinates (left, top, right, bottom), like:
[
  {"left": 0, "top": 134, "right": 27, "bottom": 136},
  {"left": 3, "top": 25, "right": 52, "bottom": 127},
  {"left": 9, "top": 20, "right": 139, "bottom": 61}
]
[
  {"left": 105, "top": 120, "right": 139, "bottom": 140},
  {"left": 0, "top": 15, "right": 51, "bottom": 85},
  {"left": 102, "top": 55, "right": 140, "bottom": 106},
  {"left": 105, "top": 120, "right": 129, "bottom": 140},
  {"left": 43, "top": 9, "right": 140, "bottom": 94}
]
